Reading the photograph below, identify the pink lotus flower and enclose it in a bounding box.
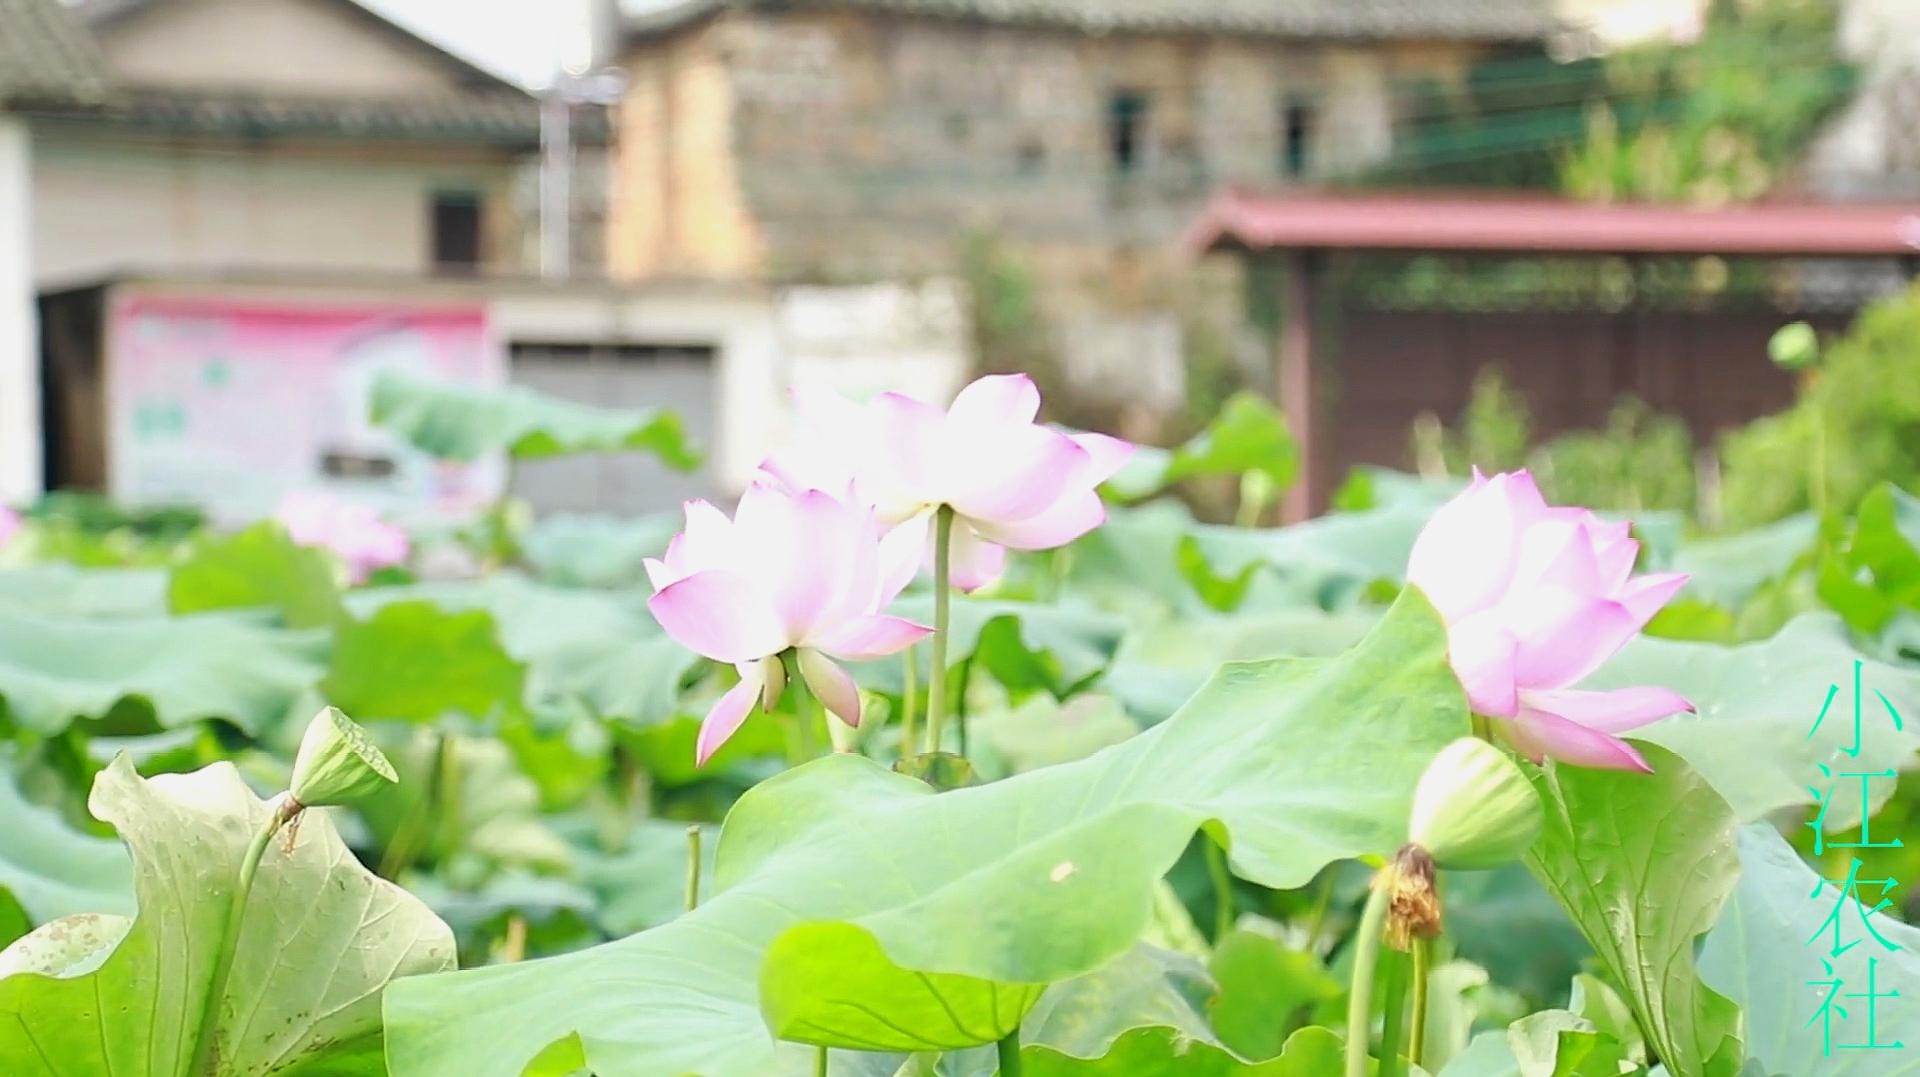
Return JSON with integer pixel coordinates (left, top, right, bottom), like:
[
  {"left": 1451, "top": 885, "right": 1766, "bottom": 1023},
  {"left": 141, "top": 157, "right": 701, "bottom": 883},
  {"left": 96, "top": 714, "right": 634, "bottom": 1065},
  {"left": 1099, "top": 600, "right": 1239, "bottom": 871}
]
[
  {"left": 275, "top": 491, "right": 409, "bottom": 583},
  {"left": 646, "top": 484, "right": 931, "bottom": 764},
  {"left": 761, "top": 374, "right": 1133, "bottom": 590},
  {"left": 0, "top": 507, "right": 19, "bottom": 547},
  {"left": 1406, "top": 469, "right": 1692, "bottom": 773}
]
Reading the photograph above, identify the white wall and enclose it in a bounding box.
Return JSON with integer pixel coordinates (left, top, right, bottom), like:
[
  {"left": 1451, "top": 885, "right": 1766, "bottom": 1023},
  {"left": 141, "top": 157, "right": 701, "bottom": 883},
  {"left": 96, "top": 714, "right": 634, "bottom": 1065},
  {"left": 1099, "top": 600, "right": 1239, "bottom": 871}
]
[
  {"left": 480, "top": 279, "right": 971, "bottom": 494},
  {"left": 776, "top": 280, "right": 966, "bottom": 407},
  {"left": 491, "top": 283, "right": 784, "bottom": 493},
  {"left": 0, "top": 118, "right": 39, "bottom": 502},
  {"left": 30, "top": 133, "right": 520, "bottom": 286}
]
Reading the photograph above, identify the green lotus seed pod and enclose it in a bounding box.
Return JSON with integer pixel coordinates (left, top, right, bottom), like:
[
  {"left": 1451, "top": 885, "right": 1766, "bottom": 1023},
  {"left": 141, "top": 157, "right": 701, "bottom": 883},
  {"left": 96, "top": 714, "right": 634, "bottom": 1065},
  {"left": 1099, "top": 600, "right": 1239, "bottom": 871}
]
[
  {"left": 1408, "top": 737, "right": 1541, "bottom": 871},
  {"left": 1768, "top": 321, "right": 1819, "bottom": 372},
  {"left": 289, "top": 707, "right": 397, "bottom": 808}
]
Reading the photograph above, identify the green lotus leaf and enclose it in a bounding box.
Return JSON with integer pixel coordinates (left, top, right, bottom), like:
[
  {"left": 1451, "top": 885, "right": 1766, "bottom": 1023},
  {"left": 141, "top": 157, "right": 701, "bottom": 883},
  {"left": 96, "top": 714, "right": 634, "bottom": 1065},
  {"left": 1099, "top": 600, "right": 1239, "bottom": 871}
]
[
  {"left": 0, "top": 607, "right": 324, "bottom": 735},
  {"left": 371, "top": 371, "right": 699, "bottom": 466},
  {"left": 167, "top": 521, "right": 343, "bottom": 629},
  {"left": 324, "top": 599, "right": 527, "bottom": 725},
  {"left": 1021, "top": 1025, "right": 1377, "bottom": 1075},
  {"left": 346, "top": 575, "right": 702, "bottom": 729},
  {"left": 0, "top": 756, "right": 454, "bottom": 1075},
  {"left": 1524, "top": 745, "right": 1744, "bottom": 1077},
  {"left": 1699, "top": 825, "right": 1920, "bottom": 1076},
  {"left": 1585, "top": 615, "right": 1920, "bottom": 827},
  {"left": 0, "top": 750, "right": 133, "bottom": 938},
  {"left": 1106, "top": 392, "right": 1298, "bottom": 502},
  {"left": 383, "top": 588, "right": 1468, "bottom": 1076}
]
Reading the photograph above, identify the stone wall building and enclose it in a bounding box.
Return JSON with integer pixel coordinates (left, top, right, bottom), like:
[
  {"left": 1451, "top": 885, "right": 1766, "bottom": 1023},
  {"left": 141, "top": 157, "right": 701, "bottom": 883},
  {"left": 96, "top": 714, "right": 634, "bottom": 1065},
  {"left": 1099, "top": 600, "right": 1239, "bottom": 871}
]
[{"left": 609, "top": 0, "right": 1555, "bottom": 418}]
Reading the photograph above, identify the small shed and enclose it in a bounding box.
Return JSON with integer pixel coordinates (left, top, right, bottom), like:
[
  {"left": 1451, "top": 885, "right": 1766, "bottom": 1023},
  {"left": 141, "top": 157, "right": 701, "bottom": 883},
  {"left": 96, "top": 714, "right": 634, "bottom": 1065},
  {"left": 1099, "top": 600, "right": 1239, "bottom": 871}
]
[{"left": 1189, "top": 191, "right": 1920, "bottom": 518}]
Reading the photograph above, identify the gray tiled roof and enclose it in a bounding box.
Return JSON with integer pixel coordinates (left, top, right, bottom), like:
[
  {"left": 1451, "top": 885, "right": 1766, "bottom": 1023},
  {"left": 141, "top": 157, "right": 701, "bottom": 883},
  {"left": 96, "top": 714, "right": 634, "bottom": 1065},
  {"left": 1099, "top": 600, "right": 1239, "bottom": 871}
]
[
  {"left": 626, "top": 0, "right": 1556, "bottom": 41},
  {"left": 9, "top": 0, "right": 607, "bottom": 146},
  {"left": 23, "top": 86, "right": 609, "bottom": 147},
  {"left": 0, "top": 0, "right": 111, "bottom": 105}
]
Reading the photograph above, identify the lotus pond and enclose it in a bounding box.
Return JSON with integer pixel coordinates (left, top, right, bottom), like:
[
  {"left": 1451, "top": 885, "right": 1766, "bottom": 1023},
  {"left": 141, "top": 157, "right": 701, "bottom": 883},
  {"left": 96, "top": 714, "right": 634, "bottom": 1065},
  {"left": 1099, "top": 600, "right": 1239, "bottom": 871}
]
[{"left": 0, "top": 373, "right": 1917, "bottom": 1077}]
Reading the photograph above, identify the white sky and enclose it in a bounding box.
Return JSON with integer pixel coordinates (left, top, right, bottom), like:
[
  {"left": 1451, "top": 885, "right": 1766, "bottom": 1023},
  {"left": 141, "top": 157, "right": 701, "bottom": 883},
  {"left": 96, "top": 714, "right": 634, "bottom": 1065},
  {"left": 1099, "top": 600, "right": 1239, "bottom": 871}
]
[
  {"left": 357, "top": 0, "right": 696, "bottom": 87},
  {"left": 356, "top": 0, "right": 606, "bottom": 88}
]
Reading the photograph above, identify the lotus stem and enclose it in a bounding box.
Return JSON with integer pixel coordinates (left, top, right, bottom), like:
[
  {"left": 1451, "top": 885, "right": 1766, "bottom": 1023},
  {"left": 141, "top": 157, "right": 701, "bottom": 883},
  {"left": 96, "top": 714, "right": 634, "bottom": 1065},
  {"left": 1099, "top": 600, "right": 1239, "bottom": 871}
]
[
  {"left": 1045, "top": 544, "right": 1072, "bottom": 601},
  {"left": 500, "top": 914, "right": 528, "bottom": 963},
  {"left": 924, "top": 505, "right": 955, "bottom": 754},
  {"left": 1377, "top": 946, "right": 1410, "bottom": 1077},
  {"left": 433, "top": 731, "right": 461, "bottom": 856},
  {"left": 378, "top": 728, "right": 454, "bottom": 879},
  {"left": 785, "top": 650, "right": 817, "bottom": 763},
  {"left": 685, "top": 825, "right": 702, "bottom": 912},
  {"left": 815, "top": 1045, "right": 828, "bottom": 1077},
  {"left": 998, "top": 1027, "right": 1023, "bottom": 1076},
  {"left": 1812, "top": 391, "right": 1828, "bottom": 515},
  {"left": 189, "top": 792, "right": 299, "bottom": 1077},
  {"left": 1344, "top": 870, "right": 1394, "bottom": 1077},
  {"left": 1235, "top": 470, "right": 1275, "bottom": 527},
  {"left": 955, "top": 656, "right": 975, "bottom": 759},
  {"left": 1204, "top": 838, "right": 1234, "bottom": 939},
  {"left": 899, "top": 645, "right": 919, "bottom": 763},
  {"left": 1409, "top": 936, "right": 1431, "bottom": 1068},
  {"left": 1302, "top": 871, "right": 1334, "bottom": 953}
]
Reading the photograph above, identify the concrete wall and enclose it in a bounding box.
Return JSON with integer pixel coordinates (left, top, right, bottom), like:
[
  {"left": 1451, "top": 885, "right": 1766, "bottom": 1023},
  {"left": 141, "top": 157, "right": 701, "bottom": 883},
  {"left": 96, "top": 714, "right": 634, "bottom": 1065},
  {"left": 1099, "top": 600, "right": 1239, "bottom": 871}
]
[
  {"left": 30, "top": 132, "right": 525, "bottom": 286},
  {"left": 0, "top": 118, "right": 38, "bottom": 502},
  {"left": 94, "top": 0, "right": 473, "bottom": 96}
]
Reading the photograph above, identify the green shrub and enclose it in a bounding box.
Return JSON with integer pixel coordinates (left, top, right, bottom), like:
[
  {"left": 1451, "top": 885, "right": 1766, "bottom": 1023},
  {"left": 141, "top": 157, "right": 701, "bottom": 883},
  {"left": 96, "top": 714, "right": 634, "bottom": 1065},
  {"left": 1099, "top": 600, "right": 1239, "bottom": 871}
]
[
  {"left": 1720, "top": 285, "right": 1920, "bottom": 530},
  {"left": 1418, "top": 366, "right": 1695, "bottom": 514},
  {"left": 1534, "top": 397, "right": 1696, "bottom": 515},
  {"left": 1414, "top": 366, "right": 1531, "bottom": 478},
  {"left": 1558, "top": 0, "right": 1855, "bottom": 205}
]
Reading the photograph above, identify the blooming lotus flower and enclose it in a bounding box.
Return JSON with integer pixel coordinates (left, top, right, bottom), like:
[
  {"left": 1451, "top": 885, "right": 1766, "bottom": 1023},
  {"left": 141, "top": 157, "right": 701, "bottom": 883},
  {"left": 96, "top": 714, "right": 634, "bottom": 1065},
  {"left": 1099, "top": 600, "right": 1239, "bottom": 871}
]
[
  {"left": 761, "top": 374, "right": 1133, "bottom": 590},
  {"left": 646, "top": 484, "right": 931, "bottom": 764},
  {"left": 275, "top": 491, "right": 409, "bottom": 583},
  {"left": 1406, "top": 469, "right": 1692, "bottom": 773}
]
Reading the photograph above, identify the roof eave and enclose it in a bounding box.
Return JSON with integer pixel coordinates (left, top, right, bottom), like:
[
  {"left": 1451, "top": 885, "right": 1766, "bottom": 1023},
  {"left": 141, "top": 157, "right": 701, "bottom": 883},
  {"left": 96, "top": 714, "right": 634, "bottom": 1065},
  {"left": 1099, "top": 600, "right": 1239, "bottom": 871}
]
[
  {"left": 622, "top": 0, "right": 1558, "bottom": 45},
  {"left": 1189, "top": 189, "right": 1920, "bottom": 260}
]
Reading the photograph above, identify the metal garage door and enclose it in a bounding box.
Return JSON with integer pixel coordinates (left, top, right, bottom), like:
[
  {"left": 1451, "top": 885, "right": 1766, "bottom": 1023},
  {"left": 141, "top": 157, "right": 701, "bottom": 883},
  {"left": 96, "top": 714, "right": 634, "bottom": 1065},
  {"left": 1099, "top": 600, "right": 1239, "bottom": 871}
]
[{"left": 508, "top": 341, "right": 715, "bottom": 515}]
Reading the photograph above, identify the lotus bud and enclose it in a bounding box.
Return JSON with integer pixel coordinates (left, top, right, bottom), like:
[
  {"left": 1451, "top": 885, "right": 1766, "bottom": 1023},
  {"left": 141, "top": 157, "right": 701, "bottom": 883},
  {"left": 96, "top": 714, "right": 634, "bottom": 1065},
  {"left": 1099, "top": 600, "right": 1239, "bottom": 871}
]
[
  {"left": 1408, "top": 737, "right": 1542, "bottom": 871},
  {"left": 289, "top": 707, "right": 397, "bottom": 809}
]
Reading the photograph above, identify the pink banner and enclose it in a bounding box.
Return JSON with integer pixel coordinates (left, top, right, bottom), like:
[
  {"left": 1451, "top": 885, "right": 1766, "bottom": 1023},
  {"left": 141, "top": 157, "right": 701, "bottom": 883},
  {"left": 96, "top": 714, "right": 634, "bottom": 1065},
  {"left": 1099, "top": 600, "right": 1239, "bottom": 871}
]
[{"left": 111, "top": 295, "right": 503, "bottom": 520}]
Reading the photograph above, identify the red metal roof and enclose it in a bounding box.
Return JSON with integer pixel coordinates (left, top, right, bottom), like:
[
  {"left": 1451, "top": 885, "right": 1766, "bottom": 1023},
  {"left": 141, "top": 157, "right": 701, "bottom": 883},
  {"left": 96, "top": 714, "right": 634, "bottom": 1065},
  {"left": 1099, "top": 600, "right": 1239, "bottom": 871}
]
[{"left": 1190, "top": 190, "right": 1920, "bottom": 258}]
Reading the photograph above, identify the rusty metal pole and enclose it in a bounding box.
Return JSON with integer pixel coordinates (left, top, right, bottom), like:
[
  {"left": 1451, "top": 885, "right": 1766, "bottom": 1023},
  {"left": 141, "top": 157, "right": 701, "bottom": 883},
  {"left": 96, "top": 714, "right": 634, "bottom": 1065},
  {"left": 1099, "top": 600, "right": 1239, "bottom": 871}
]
[{"left": 1276, "top": 251, "right": 1317, "bottom": 523}]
